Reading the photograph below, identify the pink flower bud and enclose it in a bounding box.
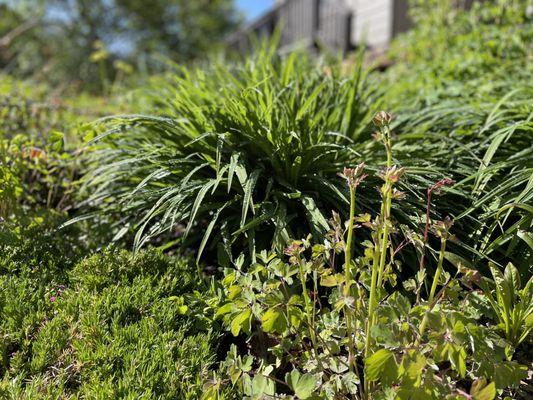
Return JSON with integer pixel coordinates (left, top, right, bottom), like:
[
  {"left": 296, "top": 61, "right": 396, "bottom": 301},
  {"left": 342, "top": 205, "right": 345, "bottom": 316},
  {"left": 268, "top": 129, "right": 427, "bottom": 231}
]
[{"left": 372, "top": 111, "right": 393, "bottom": 127}]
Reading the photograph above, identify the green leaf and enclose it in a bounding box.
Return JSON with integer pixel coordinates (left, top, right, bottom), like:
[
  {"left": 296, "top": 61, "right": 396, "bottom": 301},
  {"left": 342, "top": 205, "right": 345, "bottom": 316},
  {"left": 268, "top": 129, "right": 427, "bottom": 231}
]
[
  {"left": 301, "top": 195, "right": 329, "bottom": 237},
  {"left": 215, "top": 303, "right": 234, "bottom": 318},
  {"left": 496, "top": 203, "right": 533, "bottom": 219},
  {"left": 286, "top": 369, "right": 316, "bottom": 400},
  {"left": 287, "top": 305, "right": 303, "bottom": 328},
  {"left": 320, "top": 273, "right": 344, "bottom": 287},
  {"left": 296, "top": 81, "right": 327, "bottom": 120},
  {"left": 261, "top": 308, "right": 287, "bottom": 333},
  {"left": 49, "top": 130, "right": 64, "bottom": 151},
  {"left": 517, "top": 230, "right": 533, "bottom": 251},
  {"left": 185, "top": 180, "right": 216, "bottom": 237},
  {"left": 493, "top": 361, "right": 528, "bottom": 389},
  {"left": 371, "top": 324, "right": 401, "bottom": 348},
  {"left": 399, "top": 351, "right": 425, "bottom": 386},
  {"left": 251, "top": 373, "right": 274, "bottom": 396},
  {"left": 447, "top": 344, "right": 467, "bottom": 378},
  {"left": 228, "top": 285, "right": 242, "bottom": 300},
  {"left": 196, "top": 202, "right": 228, "bottom": 263},
  {"left": 227, "top": 153, "right": 239, "bottom": 193},
  {"left": 470, "top": 378, "right": 496, "bottom": 400},
  {"left": 230, "top": 308, "right": 251, "bottom": 337},
  {"left": 241, "top": 169, "right": 260, "bottom": 228},
  {"left": 504, "top": 262, "right": 520, "bottom": 298},
  {"left": 489, "top": 263, "right": 511, "bottom": 316},
  {"left": 365, "top": 349, "right": 398, "bottom": 384}
]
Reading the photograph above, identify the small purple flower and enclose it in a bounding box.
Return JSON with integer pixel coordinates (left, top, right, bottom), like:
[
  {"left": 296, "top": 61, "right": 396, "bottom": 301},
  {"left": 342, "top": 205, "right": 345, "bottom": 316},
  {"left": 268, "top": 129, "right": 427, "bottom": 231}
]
[{"left": 50, "top": 296, "right": 56, "bottom": 303}]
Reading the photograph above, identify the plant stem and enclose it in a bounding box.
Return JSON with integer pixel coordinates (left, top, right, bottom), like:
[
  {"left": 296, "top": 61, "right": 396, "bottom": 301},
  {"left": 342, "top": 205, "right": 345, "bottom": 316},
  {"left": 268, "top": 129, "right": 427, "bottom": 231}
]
[
  {"left": 365, "top": 245, "right": 380, "bottom": 358},
  {"left": 377, "top": 192, "right": 392, "bottom": 286},
  {"left": 385, "top": 126, "right": 392, "bottom": 167},
  {"left": 299, "top": 258, "right": 317, "bottom": 349},
  {"left": 419, "top": 275, "right": 451, "bottom": 339},
  {"left": 429, "top": 238, "right": 446, "bottom": 303},
  {"left": 419, "top": 238, "right": 447, "bottom": 339},
  {"left": 365, "top": 134, "right": 394, "bottom": 358},
  {"left": 344, "top": 185, "right": 357, "bottom": 373},
  {"left": 344, "top": 186, "right": 356, "bottom": 295},
  {"left": 364, "top": 121, "right": 394, "bottom": 396},
  {"left": 416, "top": 189, "right": 433, "bottom": 303},
  {"left": 377, "top": 129, "right": 394, "bottom": 286}
]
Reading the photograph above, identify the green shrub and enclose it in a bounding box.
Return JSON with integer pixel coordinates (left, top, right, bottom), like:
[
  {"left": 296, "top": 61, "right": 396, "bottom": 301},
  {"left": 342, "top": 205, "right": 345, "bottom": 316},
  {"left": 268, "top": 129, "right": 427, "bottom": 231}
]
[
  {"left": 0, "top": 87, "right": 81, "bottom": 225},
  {"left": 0, "top": 131, "right": 76, "bottom": 222},
  {"left": 0, "top": 248, "right": 224, "bottom": 399},
  {"left": 80, "top": 44, "right": 379, "bottom": 264}
]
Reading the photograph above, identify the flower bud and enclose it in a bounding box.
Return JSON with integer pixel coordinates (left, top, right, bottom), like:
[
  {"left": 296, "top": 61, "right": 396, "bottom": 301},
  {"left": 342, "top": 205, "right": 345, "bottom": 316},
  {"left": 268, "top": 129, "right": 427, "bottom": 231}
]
[
  {"left": 372, "top": 111, "right": 393, "bottom": 127},
  {"left": 430, "top": 178, "right": 455, "bottom": 195},
  {"left": 391, "top": 188, "right": 406, "bottom": 200},
  {"left": 432, "top": 216, "right": 454, "bottom": 239},
  {"left": 380, "top": 165, "right": 406, "bottom": 183},
  {"left": 338, "top": 163, "right": 367, "bottom": 189},
  {"left": 284, "top": 241, "right": 305, "bottom": 264}
]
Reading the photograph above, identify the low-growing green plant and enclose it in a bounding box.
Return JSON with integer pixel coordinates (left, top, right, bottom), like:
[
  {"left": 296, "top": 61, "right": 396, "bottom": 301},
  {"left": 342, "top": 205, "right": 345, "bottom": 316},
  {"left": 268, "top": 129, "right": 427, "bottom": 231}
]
[
  {"left": 209, "top": 112, "right": 530, "bottom": 399},
  {"left": 479, "top": 262, "right": 532, "bottom": 348},
  {"left": 0, "top": 248, "right": 229, "bottom": 399}
]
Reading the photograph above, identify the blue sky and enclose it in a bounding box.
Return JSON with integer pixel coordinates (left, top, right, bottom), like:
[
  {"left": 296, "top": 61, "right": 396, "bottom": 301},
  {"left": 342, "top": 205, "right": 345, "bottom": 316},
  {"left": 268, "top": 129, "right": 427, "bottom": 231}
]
[{"left": 236, "top": 0, "right": 273, "bottom": 21}]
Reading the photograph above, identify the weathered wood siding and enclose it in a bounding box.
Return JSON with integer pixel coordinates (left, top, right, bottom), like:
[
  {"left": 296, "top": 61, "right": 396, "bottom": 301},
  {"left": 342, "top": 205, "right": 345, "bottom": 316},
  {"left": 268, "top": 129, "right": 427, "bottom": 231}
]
[
  {"left": 318, "top": 0, "right": 352, "bottom": 52},
  {"left": 228, "top": 0, "right": 412, "bottom": 53},
  {"left": 278, "top": 0, "right": 317, "bottom": 49},
  {"left": 347, "top": 0, "right": 393, "bottom": 48}
]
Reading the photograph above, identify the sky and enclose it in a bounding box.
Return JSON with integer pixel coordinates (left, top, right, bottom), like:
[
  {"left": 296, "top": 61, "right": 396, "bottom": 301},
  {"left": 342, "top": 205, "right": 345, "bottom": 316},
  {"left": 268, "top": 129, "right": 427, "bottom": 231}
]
[{"left": 236, "top": 0, "right": 273, "bottom": 21}]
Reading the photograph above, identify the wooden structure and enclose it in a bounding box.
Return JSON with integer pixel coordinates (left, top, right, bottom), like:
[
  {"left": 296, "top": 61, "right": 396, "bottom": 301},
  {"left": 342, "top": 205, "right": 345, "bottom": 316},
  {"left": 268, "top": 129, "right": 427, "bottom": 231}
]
[{"left": 227, "top": 0, "right": 411, "bottom": 53}]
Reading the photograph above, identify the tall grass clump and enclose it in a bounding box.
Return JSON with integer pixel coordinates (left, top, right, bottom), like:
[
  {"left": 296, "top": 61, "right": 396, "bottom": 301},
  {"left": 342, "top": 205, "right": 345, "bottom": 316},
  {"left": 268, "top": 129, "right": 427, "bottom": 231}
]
[{"left": 79, "top": 44, "right": 380, "bottom": 264}]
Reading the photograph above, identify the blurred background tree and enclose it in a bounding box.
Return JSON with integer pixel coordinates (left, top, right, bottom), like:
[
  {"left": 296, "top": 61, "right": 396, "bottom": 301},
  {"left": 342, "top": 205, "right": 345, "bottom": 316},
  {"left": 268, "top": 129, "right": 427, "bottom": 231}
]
[{"left": 0, "top": 0, "right": 241, "bottom": 93}]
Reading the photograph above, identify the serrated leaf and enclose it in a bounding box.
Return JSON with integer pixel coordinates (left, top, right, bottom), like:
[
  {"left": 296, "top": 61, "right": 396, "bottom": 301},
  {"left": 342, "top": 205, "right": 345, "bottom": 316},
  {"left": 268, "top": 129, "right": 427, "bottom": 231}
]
[
  {"left": 251, "top": 373, "right": 274, "bottom": 396},
  {"left": 49, "top": 130, "right": 64, "bottom": 151},
  {"left": 320, "top": 273, "right": 344, "bottom": 287},
  {"left": 371, "top": 324, "right": 401, "bottom": 348},
  {"left": 399, "top": 351, "right": 425, "bottom": 386}
]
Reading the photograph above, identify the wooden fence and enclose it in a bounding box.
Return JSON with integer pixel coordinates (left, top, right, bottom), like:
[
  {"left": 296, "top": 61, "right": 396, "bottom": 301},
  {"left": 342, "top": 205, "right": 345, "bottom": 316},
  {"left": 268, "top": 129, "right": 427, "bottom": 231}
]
[{"left": 228, "top": 0, "right": 353, "bottom": 54}]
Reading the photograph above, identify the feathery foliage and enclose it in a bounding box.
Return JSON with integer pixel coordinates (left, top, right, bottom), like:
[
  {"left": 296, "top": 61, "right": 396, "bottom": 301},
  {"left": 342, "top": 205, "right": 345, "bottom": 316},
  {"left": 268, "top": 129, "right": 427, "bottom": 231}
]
[{"left": 0, "top": 245, "right": 224, "bottom": 399}]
